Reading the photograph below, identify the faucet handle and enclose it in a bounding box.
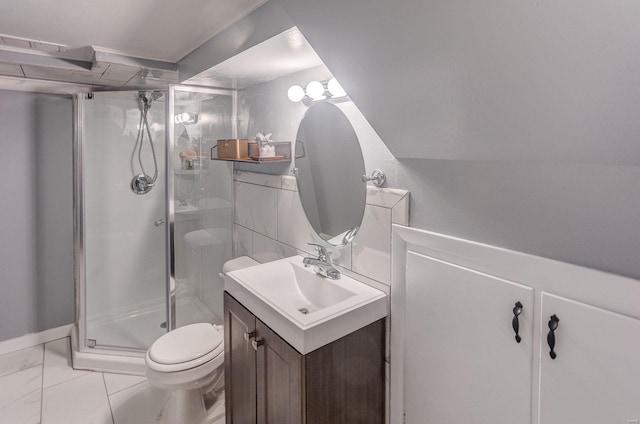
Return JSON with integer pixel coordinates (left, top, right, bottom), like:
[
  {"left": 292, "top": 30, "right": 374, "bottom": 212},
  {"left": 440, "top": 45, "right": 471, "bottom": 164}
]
[{"left": 307, "top": 243, "right": 330, "bottom": 260}]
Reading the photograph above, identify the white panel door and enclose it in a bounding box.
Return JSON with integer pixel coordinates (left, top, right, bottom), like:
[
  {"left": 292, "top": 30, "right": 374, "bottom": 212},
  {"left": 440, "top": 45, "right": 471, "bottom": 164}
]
[
  {"left": 404, "top": 251, "right": 534, "bottom": 424},
  {"left": 539, "top": 293, "right": 640, "bottom": 424}
]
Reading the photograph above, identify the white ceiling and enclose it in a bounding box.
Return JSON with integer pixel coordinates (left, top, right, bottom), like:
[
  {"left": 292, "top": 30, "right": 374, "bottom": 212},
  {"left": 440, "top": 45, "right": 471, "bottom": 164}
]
[
  {"left": 184, "top": 27, "right": 325, "bottom": 89},
  {"left": 0, "top": 0, "right": 266, "bottom": 62}
]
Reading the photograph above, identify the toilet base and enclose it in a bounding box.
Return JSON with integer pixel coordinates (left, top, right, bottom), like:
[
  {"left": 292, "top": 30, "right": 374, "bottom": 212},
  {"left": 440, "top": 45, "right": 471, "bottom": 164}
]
[{"left": 165, "top": 388, "right": 207, "bottom": 424}]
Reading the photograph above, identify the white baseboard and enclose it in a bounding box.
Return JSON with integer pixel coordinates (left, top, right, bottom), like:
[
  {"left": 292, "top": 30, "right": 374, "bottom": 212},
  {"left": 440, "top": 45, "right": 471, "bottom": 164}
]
[{"left": 0, "top": 324, "right": 74, "bottom": 355}]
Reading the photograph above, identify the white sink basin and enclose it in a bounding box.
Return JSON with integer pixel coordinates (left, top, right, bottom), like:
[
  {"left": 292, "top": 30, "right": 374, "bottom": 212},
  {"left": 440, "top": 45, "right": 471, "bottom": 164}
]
[{"left": 224, "top": 256, "right": 388, "bottom": 354}]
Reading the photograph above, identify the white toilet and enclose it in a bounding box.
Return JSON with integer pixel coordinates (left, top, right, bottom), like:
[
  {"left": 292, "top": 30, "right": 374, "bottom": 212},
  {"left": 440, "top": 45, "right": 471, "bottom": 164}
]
[
  {"left": 145, "top": 256, "right": 258, "bottom": 424},
  {"left": 145, "top": 323, "right": 224, "bottom": 424}
]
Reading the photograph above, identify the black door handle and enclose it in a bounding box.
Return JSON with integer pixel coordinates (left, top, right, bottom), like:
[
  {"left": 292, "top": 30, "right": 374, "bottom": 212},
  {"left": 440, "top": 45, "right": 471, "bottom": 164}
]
[
  {"left": 512, "top": 301, "right": 523, "bottom": 343},
  {"left": 547, "top": 314, "right": 560, "bottom": 359}
]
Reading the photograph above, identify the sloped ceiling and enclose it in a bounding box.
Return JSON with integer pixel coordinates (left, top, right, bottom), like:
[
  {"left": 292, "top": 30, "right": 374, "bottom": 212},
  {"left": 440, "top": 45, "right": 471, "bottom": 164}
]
[
  {"left": 184, "top": 27, "right": 324, "bottom": 89},
  {"left": 0, "top": 0, "right": 266, "bottom": 62},
  {"left": 276, "top": 0, "right": 640, "bottom": 164}
]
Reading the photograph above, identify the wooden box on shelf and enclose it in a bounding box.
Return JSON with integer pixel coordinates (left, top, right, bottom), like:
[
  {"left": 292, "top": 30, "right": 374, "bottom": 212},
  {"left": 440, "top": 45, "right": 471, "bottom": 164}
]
[{"left": 217, "top": 139, "right": 248, "bottom": 160}]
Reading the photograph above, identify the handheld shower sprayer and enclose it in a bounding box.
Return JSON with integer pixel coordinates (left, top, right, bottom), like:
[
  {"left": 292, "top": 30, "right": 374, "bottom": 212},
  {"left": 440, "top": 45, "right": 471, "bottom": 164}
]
[{"left": 131, "top": 90, "right": 162, "bottom": 195}]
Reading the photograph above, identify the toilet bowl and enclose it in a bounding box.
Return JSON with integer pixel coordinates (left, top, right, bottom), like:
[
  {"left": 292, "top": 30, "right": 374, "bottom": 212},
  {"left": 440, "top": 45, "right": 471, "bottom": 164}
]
[
  {"left": 145, "top": 323, "right": 224, "bottom": 424},
  {"left": 145, "top": 256, "right": 259, "bottom": 424}
]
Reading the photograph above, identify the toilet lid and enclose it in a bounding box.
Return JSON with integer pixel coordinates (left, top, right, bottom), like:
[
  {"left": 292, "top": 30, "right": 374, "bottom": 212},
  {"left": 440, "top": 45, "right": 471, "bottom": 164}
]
[{"left": 149, "top": 323, "right": 223, "bottom": 365}]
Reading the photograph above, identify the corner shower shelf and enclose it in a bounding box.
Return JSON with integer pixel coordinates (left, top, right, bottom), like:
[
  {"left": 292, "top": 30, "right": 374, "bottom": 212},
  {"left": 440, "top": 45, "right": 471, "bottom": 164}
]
[
  {"left": 213, "top": 157, "right": 291, "bottom": 164},
  {"left": 211, "top": 141, "right": 292, "bottom": 164}
]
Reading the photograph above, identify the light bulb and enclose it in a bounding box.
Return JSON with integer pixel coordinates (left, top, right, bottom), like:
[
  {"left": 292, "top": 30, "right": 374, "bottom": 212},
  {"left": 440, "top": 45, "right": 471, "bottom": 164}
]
[
  {"left": 305, "top": 81, "right": 326, "bottom": 100},
  {"left": 287, "top": 85, "right": 305, "bottom": 102},
  {"left": 327, "top": 77, "right": 347, "bottom": 97},
  {"left": 174, "top": 112, "right": 198, "bottom": 125}
]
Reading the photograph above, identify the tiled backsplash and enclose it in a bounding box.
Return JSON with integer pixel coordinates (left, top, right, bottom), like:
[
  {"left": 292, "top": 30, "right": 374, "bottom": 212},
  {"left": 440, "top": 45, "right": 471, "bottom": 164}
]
[{"left": 233, "top": 170, "right": 409, "bottom": 289}]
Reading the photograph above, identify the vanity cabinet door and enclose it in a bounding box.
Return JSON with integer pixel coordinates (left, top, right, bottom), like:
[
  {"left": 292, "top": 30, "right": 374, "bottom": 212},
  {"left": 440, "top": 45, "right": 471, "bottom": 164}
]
[
  {"left": 405, "top": 251, "right": 534, "bottom": 424},
  {"left": 538, "top": 293, "right": 640, "bottom": 424},
  {"left": 224, "top": 293, "right": 257, "bottom": 424},
  {"left": 224, "top": 292, "right": 384, "bottom": 424},
  {"left": 305, "top": 318, "right": 385, "bottom": 424},
  {"left": 255, "top": 319, "right": 303, "bottom": 424}
]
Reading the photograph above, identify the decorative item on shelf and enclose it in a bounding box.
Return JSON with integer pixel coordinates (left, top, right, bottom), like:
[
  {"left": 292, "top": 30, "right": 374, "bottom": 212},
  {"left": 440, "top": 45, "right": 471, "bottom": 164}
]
[
  {"left": 253, "top": 132, "right": 275, "bottom": 158},
  {"left": 217, "top": 139, "right": 249, "bottom": 160},
  {"left": 249, "top": 132, "right": 287, "bottom": 161},
  {"left": 179, "top": 142, "right": 201, "bottom": 170},
  {"left": 248, "top": 140, "right": 259, "bottom": 157},
  {"left": 212, "top": 136, "right": 291, "bottom": 164}
]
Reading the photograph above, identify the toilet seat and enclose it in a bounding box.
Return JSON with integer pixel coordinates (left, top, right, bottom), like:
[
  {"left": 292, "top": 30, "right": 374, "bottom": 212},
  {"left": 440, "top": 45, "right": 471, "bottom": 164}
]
[{"left": 146, "top": 323, "right": 223, "bottom": 373}]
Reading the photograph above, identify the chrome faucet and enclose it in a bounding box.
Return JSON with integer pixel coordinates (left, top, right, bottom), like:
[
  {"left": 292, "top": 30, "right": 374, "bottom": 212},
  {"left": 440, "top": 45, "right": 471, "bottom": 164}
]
[{"left": 303, "top": 243, "right": 341, "bottom": 280}]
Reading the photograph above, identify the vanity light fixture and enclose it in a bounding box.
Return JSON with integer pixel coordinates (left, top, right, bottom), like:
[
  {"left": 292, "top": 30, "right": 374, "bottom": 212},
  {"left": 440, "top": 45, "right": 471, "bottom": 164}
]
[
  {"left": 327, "top": 78, "right": 346, "bottom": 97},
  {"left": 287, "top": 85, "right": 306, "bottom": 102},
  {"left": 287, "top": 78, "right": 348, "bottom": 103},
  {"left": 174, "top": 112, "right": 198, "bottom": 125},
  {"left": 305, "top": 81, "right": 326, "bottom": 100}
]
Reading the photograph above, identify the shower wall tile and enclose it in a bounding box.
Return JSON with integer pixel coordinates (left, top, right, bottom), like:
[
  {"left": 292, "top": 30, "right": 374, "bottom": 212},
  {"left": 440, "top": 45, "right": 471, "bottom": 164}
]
[
  {"left": 234, "top": 182, "right": 277, "bottom": 238},
  {"left": 233, "top": 171, "right": 408, "bottom": 287},
  {"left": 0, "top": 345, "right": 43, "bottom": 378},
  {"left": 252, "top": 233, "right": 297, "bottom": 264},
  {"left": 233, "top": 224, "right": 253, "bottom": 258},
  {"left": 391, "top": 194, "right": 409, "bottom": 226},
  {"left": 352, "top": 205, "right": 392, "bottom": 285},
  {"left": 276, "top": 188, "right": 314, "bottom": 252},
  {"left": 234, "top": 170, "right": 282, "bottom": 188},
  {"left": 276, "top": 188, "right": 351, "bottom": 268},
  {"left": 366, "top": 186, "right": 409, "bottom": 209}
]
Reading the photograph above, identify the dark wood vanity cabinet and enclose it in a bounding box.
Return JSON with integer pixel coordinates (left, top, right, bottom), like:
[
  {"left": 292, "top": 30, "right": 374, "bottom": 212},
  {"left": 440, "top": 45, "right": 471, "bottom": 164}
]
[{"left": 224, "top": 292, "right": 385, "bottom": 424}]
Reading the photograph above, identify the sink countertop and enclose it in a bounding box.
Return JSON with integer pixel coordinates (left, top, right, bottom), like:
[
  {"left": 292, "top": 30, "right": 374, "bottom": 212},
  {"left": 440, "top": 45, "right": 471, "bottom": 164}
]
[{"left": 224, "top": 255, "right": 388, "bottom": 354}]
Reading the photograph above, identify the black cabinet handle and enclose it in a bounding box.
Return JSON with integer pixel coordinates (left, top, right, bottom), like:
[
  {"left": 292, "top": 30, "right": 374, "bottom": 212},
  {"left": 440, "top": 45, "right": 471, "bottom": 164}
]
[
  {"left": 512, "top": 301, "right": 523, "bottom": 343},
  {"left": 547, "top": 314, "right": 560, "bottom": 359}
]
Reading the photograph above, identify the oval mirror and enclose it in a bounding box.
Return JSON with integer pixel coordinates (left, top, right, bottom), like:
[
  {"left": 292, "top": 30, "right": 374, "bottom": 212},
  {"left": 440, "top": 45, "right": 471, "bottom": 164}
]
[{"left": 295, "top": 102, "right": 366, "bottom": 247}]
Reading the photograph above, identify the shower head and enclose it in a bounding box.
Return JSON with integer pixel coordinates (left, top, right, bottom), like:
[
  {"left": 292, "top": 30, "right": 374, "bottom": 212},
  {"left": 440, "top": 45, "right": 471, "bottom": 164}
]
[{"left": 151, "top": 91, "right": 163, "bottom": 101}]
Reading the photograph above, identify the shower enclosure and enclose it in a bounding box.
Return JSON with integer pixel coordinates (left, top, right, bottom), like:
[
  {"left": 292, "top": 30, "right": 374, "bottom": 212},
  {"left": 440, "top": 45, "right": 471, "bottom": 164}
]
[{"left": 73, "top": 86, "right": 235, "bottom": 374}]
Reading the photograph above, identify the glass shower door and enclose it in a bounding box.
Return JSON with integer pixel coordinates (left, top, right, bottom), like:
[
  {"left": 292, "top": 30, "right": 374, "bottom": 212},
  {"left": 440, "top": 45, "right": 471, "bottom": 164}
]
[
  {"left": 80, "top": 91, "right": 168, "bottom": 351},
  {"left": 169, "top": 86, "right": 235, "bottom": 329}
]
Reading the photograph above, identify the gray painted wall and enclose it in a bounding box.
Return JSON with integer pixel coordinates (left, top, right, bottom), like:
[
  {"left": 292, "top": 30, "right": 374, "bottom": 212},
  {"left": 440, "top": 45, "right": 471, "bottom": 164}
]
[
  {"left": 272, "top": 0, "right": 640, "bottom": 280},
  {"left": 0, "top": 90, "right": 74, "bottom": 341}
]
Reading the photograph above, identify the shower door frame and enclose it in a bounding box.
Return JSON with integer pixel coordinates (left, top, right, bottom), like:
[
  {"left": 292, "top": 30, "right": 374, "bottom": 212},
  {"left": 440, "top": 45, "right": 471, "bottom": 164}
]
[
  {"left": 73, "top": 91, "right": 171, "bottom": 362},
  {"left": 73, "top": 86, "right": 237, "bottom": 373}
]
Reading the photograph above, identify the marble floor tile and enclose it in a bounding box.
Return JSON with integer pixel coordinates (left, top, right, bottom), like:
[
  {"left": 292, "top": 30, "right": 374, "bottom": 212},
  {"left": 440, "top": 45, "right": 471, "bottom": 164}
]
[
  {"left": 1, "top": 339, "right": 227, "bottom": 424},
  {"left": 0, "top": 366, "right": 42, "bottom": 424},
  {"left": 103, "top": 373, "right": 147, "bottom": 395},
  {"left": 0, "top": 345, "right": 43, "bottom": 378},
  {"left": 109, "top": 382, "right": 169, "bottom": 424},
  {"left": 42, "top": 372, "right": 113, "bottom": 424},
  {"left": 43, "top": 338, "right": 90, "bottom": 389}
]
